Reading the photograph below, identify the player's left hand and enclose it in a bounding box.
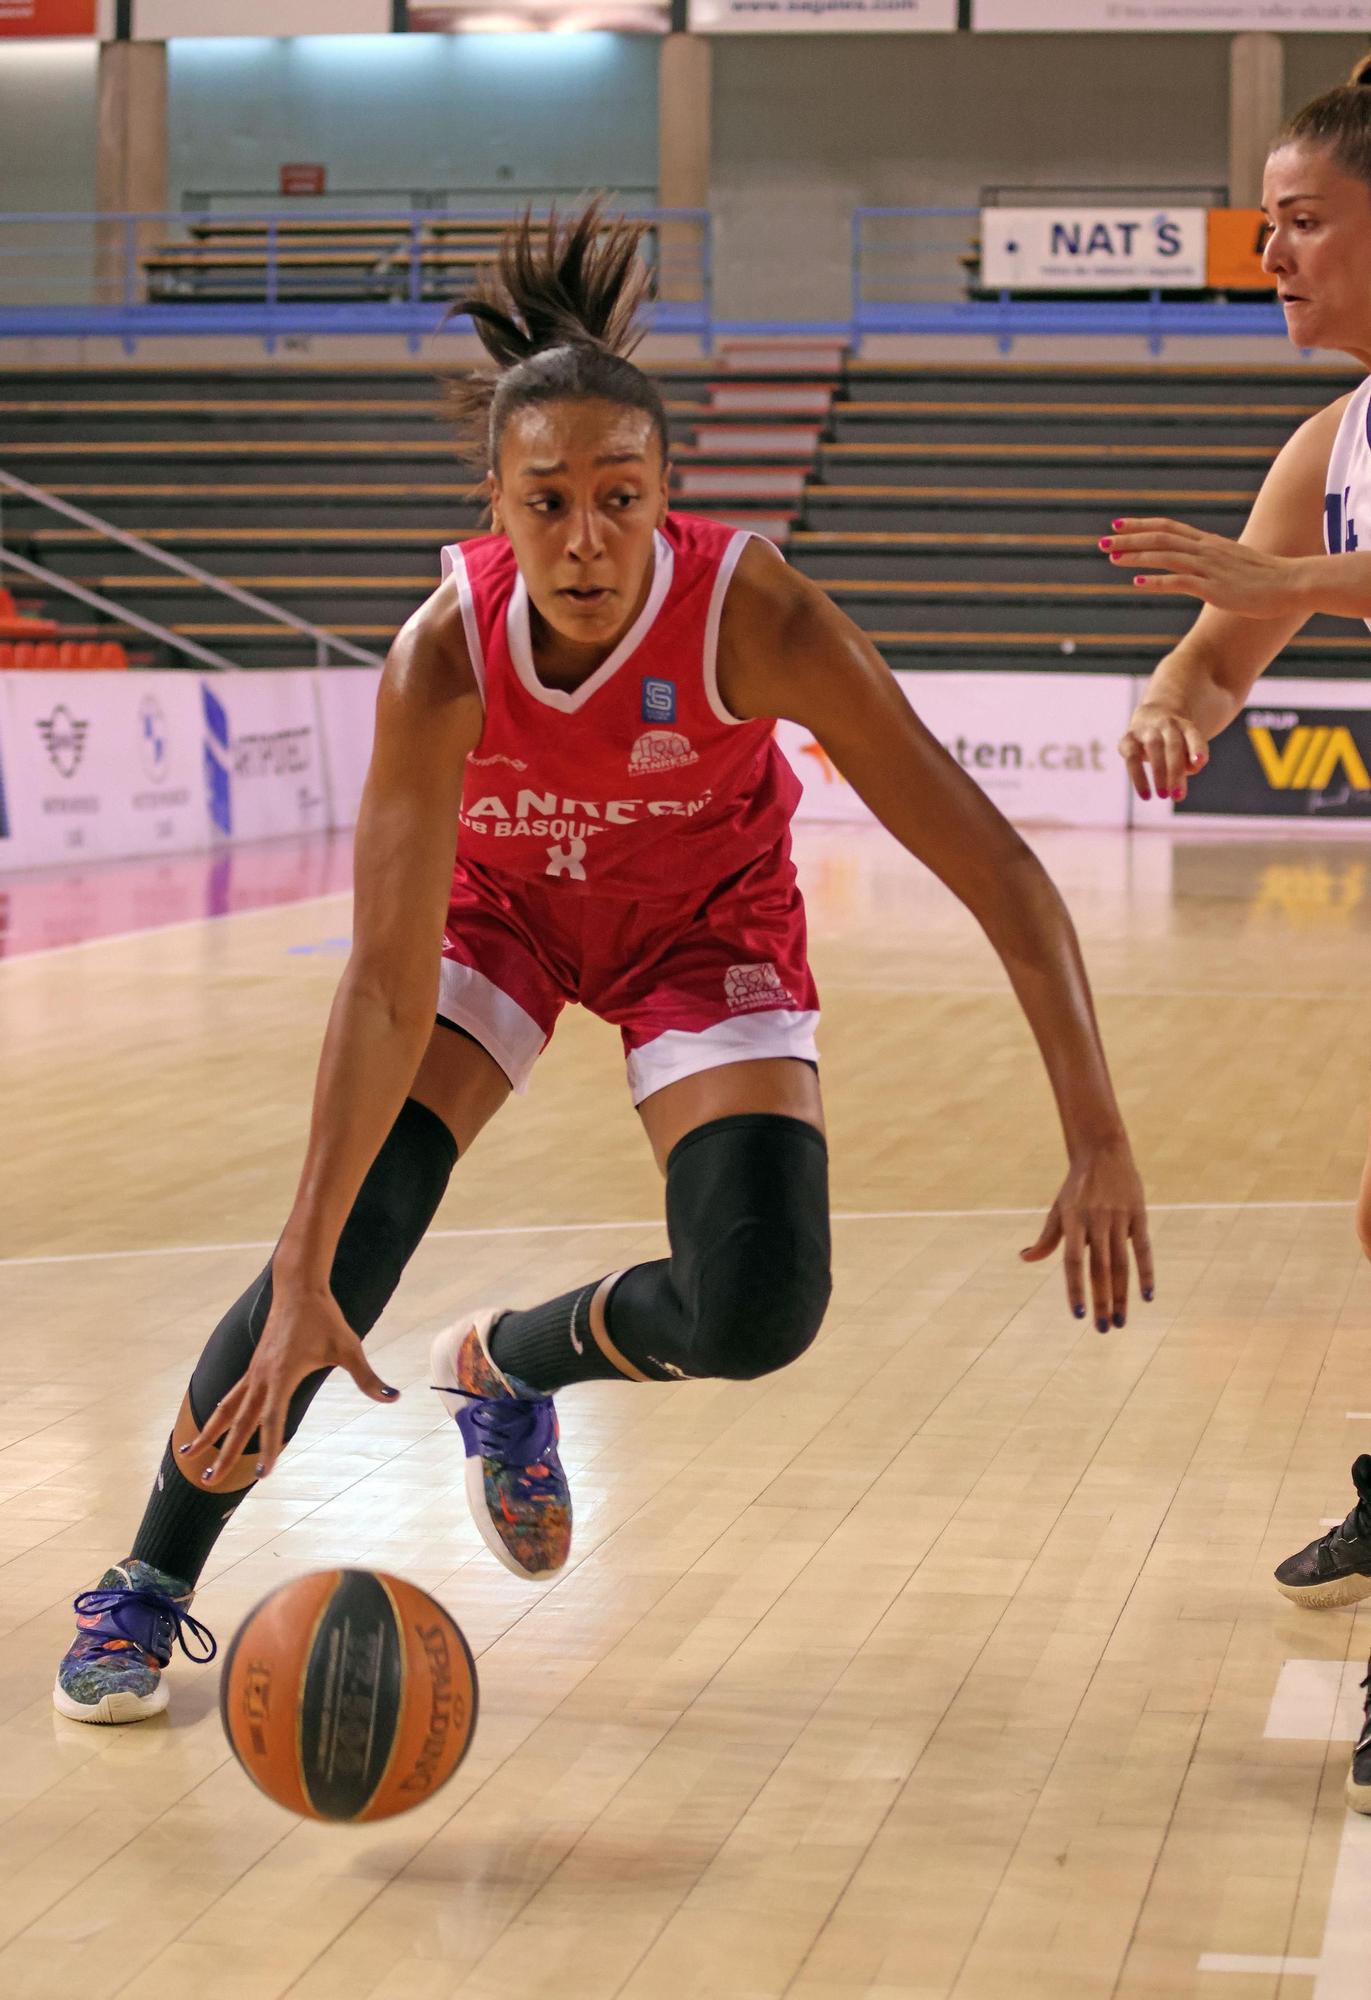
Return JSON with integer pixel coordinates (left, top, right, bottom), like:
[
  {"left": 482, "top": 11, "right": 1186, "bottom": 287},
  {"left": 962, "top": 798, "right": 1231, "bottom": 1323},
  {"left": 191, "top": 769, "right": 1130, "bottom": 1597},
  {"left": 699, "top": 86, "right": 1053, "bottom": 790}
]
[
  {"left": 1100, "top": 518, "right": 1307, "bottom": 619},
  {"left": 1019, "top": 1136, "right": 1153, "bottom": 1330}
]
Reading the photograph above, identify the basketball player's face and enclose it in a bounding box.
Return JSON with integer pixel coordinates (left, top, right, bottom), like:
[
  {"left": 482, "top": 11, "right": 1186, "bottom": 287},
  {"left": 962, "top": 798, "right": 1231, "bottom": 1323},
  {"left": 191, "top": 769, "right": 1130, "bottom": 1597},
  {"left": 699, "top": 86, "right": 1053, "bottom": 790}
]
[
  {"left": 490, "top": 400, "right": 669, "bottom": 658},
  {"left": 1262, "top": 144, "right": 1371, "bottom": 361}
]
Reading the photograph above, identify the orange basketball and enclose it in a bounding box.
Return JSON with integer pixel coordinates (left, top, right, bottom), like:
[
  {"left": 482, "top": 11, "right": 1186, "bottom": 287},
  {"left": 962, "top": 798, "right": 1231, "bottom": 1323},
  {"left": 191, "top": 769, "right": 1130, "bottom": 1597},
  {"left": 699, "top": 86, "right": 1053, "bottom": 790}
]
[{"left": 219, "top": 1569, "right": 478, "bottom": 1822}]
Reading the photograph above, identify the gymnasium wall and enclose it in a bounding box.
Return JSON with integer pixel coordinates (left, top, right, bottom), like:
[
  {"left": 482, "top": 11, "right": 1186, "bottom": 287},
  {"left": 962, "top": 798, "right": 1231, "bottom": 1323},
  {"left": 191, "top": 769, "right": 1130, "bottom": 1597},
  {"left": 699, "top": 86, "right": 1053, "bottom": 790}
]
[
  {"left": 710, "top": 32, "right": 1371, "bottom": 320},
  {"left": 164, "top": 33, "right": 660, "bottom": 207},
  {"left": 0, "top": 39, "right": 100, "bottom": 212}
]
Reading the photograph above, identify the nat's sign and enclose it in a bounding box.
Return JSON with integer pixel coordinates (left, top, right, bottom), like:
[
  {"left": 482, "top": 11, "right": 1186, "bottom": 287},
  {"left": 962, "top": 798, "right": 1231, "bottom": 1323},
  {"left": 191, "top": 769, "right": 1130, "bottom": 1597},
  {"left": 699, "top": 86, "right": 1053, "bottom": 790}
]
[{"left": 980, "top": 208, "right": 1206, "bottom": 292}]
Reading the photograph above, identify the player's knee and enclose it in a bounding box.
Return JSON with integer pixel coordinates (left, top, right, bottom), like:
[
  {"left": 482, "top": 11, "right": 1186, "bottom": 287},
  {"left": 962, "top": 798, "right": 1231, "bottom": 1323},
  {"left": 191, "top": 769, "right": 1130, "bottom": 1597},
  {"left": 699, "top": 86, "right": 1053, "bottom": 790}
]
[
  {"left": 687, "top": 1216, "right": 832, "bottom": 1380},
  {"left": 663, "top": 1111, "right": 831, "bottom": 1381}
]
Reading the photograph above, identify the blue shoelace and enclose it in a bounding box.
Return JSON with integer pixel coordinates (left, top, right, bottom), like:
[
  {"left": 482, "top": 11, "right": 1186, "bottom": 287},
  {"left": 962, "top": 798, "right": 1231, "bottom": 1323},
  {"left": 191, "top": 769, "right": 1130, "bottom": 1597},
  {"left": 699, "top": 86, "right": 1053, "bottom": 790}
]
[
  {"left": 451, "top": 1392, "right": 558, "bottom": 1476},
  {"left": 72, "top": 1584, "right": 218, "bottom": 1669}
]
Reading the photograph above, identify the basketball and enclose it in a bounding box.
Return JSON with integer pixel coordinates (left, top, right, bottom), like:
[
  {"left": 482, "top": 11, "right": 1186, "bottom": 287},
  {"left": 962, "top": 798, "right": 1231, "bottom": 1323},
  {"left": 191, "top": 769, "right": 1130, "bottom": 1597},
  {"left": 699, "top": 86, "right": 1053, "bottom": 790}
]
[{"left": 219, "top": 1569, "right": 477, "bottom": 1823}]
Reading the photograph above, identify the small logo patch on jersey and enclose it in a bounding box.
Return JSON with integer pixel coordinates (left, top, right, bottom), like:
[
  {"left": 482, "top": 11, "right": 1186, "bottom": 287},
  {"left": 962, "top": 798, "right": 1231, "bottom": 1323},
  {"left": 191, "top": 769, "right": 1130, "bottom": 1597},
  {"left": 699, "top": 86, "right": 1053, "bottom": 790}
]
[
  {"left": 629, "top": 729, "right": 699, "bottom": 775},
  {"left": 723, "top": 962, "right": 794, "bottom": 1013},
  {"left": 641, "top": 677, "right": 676, "bottom": 725}
]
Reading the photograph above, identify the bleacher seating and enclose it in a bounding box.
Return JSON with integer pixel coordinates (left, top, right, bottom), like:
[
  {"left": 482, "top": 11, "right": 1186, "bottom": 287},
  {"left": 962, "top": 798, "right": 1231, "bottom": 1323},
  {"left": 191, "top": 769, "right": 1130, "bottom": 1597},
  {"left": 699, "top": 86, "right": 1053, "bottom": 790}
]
[
  {"left": 0, "top": 355, "right": 1360, "bottom": 675},
  {"left": 141, "top": 216, "right": 645, "bottom": 307}
]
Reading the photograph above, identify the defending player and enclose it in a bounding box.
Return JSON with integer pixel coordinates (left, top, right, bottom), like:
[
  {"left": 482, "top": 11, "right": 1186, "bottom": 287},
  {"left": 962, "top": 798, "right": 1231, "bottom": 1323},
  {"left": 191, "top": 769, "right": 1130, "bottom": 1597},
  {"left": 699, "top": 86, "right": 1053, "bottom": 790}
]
[
  {"left": 1109, "top": 59, "right": 1371, "bottom": 1807},
  {"left": 55, "top": 204, "right": 1150, "bottom": 1726}
]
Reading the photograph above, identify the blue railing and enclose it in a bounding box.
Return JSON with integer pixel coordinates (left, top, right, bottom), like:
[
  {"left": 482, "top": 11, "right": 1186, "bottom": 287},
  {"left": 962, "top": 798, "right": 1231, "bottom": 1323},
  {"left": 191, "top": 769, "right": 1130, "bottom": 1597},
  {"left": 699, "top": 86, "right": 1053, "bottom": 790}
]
[
  {"left": 851, "top": 206, "right": 1290, "bottom": 355},
  {"left": 0, "top": 206, "right": 713, "bottom": 354}
]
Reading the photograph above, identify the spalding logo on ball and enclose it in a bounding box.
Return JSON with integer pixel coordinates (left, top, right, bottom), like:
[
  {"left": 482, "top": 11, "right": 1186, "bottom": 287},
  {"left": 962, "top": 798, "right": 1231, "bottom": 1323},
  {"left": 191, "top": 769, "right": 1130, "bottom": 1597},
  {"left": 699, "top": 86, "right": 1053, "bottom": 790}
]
[{"left": 220, "top": 1568, "right": 478, "bottom": 1822}]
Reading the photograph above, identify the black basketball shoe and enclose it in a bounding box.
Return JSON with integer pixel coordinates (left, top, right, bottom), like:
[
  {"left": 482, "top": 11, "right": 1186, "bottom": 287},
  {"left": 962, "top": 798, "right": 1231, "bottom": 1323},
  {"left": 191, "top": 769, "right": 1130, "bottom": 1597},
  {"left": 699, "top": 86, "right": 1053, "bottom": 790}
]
[
  {"left": 1275, "top": 1456, "right": 1371, "bottom": 1609},
  {"left": 1348, "top": 1661, "right": 1371, "bottom": 1814}
]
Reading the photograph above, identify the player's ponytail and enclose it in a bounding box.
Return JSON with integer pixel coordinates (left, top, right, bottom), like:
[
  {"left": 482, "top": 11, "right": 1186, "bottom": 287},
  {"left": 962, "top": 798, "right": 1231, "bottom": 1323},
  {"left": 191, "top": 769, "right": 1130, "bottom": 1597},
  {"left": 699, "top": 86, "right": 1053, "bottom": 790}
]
[
  {"left": 1273, "top": 55, "right": 1371, "bottom": 189},
  {"left": 447, "top": 199, "right": 669, "bottom": 470}
]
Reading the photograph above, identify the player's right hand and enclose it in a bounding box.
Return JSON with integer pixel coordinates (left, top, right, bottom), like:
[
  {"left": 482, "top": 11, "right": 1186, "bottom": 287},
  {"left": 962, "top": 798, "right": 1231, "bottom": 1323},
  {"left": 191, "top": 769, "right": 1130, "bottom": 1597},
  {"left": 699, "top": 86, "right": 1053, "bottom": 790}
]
[
  {"left": 1118, "top": 701, "right": 1209, "bottom": 803},
  {"left": 181, "top": 1286, "right": 399, "bottom": 1488}
]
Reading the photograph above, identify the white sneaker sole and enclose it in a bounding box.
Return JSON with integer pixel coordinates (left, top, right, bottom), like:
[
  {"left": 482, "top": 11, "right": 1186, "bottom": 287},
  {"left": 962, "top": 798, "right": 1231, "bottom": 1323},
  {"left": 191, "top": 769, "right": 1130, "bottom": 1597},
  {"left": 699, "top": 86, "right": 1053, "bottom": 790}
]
[
  {"left": 430, "top": 1312, "right": 563, "bottom": 1584},
  {"left": 52, "top": 1674, "right": 168, "bottom": 1724}
]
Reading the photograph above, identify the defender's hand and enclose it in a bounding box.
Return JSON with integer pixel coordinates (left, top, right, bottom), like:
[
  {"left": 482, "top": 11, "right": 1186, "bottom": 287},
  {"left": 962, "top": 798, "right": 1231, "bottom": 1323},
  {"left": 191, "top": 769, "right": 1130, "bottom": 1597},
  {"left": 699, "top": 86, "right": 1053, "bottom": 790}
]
[
  {"left": 182, "top": 1286, "right": 399, "bottom": 1487},
  {"left": 1118, "top": 700, "right": 1209, "bottom": 803},
  {"left": 1020, "top": 1138, "right": 1153, "bottom": 1331},
  {"left": 1101, "top": 518, "right": 1306, "bottom": 620}
]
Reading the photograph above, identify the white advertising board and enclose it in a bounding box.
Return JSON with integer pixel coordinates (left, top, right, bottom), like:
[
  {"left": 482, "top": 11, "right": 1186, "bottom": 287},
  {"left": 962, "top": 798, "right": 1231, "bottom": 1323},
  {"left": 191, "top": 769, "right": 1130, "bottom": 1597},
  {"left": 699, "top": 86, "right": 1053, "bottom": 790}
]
[
  {"left": 980, "top": 208, "right": 1207, "bottom": 293},
  {"left": 975, "top": 0, "right": 1371, "bottom": 25},
  {"left": 132, "top": 0, "right": 390, "bottom": 35},
  {"left": 689, "top": 0, "right": 955, "bottom": 28},
  {"left": 1, "top": 671, "right": 206, "bottom": 868},
  {"left": 201, "top": 672, "right": 329, "bottom": 847},
  {"left": 317, "top": 667, "right": 382, "bottom": 835},
  {"left": 782, "top": 671, "right": 1135, "bottom": 829}
]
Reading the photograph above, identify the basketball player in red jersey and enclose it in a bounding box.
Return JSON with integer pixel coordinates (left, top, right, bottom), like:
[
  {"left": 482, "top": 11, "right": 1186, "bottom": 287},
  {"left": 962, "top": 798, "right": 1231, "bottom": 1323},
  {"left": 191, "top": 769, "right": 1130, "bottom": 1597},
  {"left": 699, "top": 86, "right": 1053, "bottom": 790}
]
[{"left": 55, "top": 207, "right": 1152, "bottom": 1723}]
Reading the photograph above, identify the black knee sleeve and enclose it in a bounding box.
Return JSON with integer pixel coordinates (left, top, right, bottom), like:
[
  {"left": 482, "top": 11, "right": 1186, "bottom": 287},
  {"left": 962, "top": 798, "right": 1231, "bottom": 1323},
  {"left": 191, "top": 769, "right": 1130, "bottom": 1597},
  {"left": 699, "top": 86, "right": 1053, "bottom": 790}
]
[
  {"left": 606, "top": 1112, "right": 831, "bottom": 1383},
  {"left": 187, "top": 1096, "right": 458, "bottom": 1441}
]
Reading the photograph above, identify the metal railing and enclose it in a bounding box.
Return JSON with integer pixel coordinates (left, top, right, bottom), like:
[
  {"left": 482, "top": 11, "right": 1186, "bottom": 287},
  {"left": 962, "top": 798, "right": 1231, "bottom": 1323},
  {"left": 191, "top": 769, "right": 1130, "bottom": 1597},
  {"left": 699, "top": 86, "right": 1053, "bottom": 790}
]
[
  {"left": 850, "top": 205, "right": 1290, "bottom": 354},
  {"left": 0, "top": 206, "right": 713, "bottom": 353},
  {"left": 0, "top": 469, "right": 386, "bottom": 672}
]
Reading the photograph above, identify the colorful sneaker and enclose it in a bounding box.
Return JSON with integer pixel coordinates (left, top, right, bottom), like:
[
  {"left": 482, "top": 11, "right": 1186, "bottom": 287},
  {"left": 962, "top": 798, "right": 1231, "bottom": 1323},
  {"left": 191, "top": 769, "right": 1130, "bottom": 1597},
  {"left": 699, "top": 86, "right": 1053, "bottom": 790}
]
[
  {"left": 52, "top": 1559, "right": 216, "bottom": 1724},
  {"left": 430, "top": 1310, "right": 571, "bottom": 1581},
  {"left": 1275, "top": 1457, "right": 1371, "bottom": 1610},
  {"left": 1349, "top": 1661, "right": 1371, "bottom": 1813}
]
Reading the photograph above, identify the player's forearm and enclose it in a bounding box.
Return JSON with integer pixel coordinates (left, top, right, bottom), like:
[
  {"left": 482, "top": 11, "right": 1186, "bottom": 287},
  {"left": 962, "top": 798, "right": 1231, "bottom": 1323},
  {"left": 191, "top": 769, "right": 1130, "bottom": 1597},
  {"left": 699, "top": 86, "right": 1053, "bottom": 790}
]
[
  {"left": 982, "top": 852, "right": 1127, "bottom": 1156},
  {"left": 273, "top": 964, "right": 438, "bottom": 1292}
]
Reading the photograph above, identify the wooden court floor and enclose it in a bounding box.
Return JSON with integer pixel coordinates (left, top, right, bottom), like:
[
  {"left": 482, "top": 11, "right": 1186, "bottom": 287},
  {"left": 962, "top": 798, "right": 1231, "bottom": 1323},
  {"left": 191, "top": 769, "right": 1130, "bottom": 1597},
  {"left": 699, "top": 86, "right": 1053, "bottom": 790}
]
[{"left": 3, "top": 821, "right": 1371, "bottom": 2000}]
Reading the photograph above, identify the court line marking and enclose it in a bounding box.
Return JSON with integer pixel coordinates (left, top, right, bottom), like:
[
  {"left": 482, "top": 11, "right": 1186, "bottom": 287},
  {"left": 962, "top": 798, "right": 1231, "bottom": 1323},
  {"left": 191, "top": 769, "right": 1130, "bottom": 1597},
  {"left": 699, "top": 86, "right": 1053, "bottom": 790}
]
[
  {"left": 1201, "top": 1660, "right": 1371, "bottom": 1991},
  {"left": 0, "top": 1197, "right": 1355, "bottom": 1271}
]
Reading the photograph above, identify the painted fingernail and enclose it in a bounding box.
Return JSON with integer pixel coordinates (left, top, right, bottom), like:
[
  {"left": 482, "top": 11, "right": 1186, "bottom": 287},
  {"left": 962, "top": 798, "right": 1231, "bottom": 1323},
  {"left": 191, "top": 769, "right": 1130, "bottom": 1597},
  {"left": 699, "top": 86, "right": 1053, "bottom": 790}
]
[
  {"left": 1099, "top": 537, "right": 1112, "bottom": 549},
  {"left": 1143, "top": 1288, "right": 1155, "bottom": 1302},
  {"left": 178, "top": 1442, "right": 191, "bottom": 1455},
  {"left": 1133, "top": 575, "right": 1146, "bottom": 586},
  {"left": 1074, "top": 1304, "right": 1086, "bottom": 1319},
  {"left": 1112, "top": 519, "right": 1125, "bottom": 529},
  {"left": 381, "top": 1385, "right": 399, "bottom": 1400},
  {"left": 1112, "top": 1312, "right": 1125, "bottom": 1329},
  {"left": 255, "top": 1460, "right": 266, "bottom": 1477},
  {"left": 1096, "top": 1317, "right": 1110, "bottom": 1334},
  {"left": 201, "top": 1468, "right": 214, "bottom": 1484}
]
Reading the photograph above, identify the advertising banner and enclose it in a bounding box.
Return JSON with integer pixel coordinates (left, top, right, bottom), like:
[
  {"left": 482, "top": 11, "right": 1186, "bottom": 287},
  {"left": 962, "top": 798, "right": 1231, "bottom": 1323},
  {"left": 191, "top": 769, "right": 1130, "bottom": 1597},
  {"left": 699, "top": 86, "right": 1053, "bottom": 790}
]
[
  {"left": 1131, "top": 679, "right": 1371, "bottom": 830},
  {"left": 2, "top": 671, "right": 205, "bottom": 868},
  {"left": 1206, "top": 208, "right": 1273, "bottom": 292},
  {"left": 317, "top": 667, "right": 381, "bottom": 835},
  {"left": 132, "top": 0, "right": 389, "bottom": 34},
  {"left": 0, "top": 0, "right": 95, "bottom": 36},
  {"left": 783, "top": 671, "right": 1135, "bottom": 829},
  {"left": 974, "top": 0, "right": 1371, "bottom": 28},
  {"left": 688, "top": 0, "right": 955, "bottom": 29},
  {"left": 200, "top": 671, "right": 328, "bottom": 846},
  {"left": 980, "top": 208, "right": 1207, "bottom": 293}
]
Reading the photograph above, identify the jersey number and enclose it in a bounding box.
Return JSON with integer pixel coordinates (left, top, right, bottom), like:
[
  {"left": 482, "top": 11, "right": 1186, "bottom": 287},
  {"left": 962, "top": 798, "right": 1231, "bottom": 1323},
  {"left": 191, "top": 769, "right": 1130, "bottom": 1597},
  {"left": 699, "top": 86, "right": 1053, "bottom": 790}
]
[{"left": 545, "top": 838, "right": 587, "bottom": 881}]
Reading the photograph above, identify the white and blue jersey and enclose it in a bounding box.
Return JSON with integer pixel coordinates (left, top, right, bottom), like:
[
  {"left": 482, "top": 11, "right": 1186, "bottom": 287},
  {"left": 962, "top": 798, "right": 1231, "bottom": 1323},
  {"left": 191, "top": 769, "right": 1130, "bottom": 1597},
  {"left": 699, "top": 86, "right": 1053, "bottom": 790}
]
[{"left": 1324, "top": 377, "right": 1371, "bottom": 630}]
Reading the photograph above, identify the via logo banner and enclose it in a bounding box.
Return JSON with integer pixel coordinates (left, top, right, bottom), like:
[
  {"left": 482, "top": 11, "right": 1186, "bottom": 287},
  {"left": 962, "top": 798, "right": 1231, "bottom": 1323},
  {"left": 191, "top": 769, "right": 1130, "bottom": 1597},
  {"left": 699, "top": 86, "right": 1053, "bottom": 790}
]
[{"left": 1178, "top": 705, "right": 1371, "bottom": 818}]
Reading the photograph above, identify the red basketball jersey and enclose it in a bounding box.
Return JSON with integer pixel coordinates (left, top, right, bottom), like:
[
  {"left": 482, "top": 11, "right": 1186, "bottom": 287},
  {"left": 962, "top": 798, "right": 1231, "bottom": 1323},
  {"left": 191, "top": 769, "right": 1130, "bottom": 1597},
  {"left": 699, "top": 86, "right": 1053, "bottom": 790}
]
[{"left": 440, "top": 513, "right": 800, "bottom": 899}]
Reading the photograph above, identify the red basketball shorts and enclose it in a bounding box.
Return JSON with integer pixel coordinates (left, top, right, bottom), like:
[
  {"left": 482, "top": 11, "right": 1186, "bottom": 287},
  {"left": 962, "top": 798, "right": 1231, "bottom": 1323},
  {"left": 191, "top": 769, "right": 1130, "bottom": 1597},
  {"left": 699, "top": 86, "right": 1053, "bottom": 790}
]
[{"left": 437, "top": 845, "right": 820, "bottom": 1105}]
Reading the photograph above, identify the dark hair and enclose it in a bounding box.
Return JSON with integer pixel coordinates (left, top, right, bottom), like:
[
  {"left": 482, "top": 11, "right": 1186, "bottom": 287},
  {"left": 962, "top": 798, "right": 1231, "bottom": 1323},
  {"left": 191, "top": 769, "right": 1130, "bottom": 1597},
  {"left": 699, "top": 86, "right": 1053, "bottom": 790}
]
[
  {"left": 447, "top": 200, "right": 669, "bottom": 472},
  {"left": 1273, "top": 52, "right": 1371, "bottom": 188}
]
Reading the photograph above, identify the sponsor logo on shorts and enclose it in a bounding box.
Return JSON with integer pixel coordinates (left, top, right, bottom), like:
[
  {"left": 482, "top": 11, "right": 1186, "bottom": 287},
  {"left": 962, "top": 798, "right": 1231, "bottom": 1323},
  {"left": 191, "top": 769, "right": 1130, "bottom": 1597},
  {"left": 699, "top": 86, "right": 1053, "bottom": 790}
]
[
  {"left": 723, "top": 962, "right": 794, "bottom": 1013},
  {"left": 36, "top": 704, "right": 89, "bottom": 780},
  {"left": 628, "top": 729, "right": 699, "bottom": 776},
  {"left": 641, "top": 677, "right": 676, "bottom": 725}
]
